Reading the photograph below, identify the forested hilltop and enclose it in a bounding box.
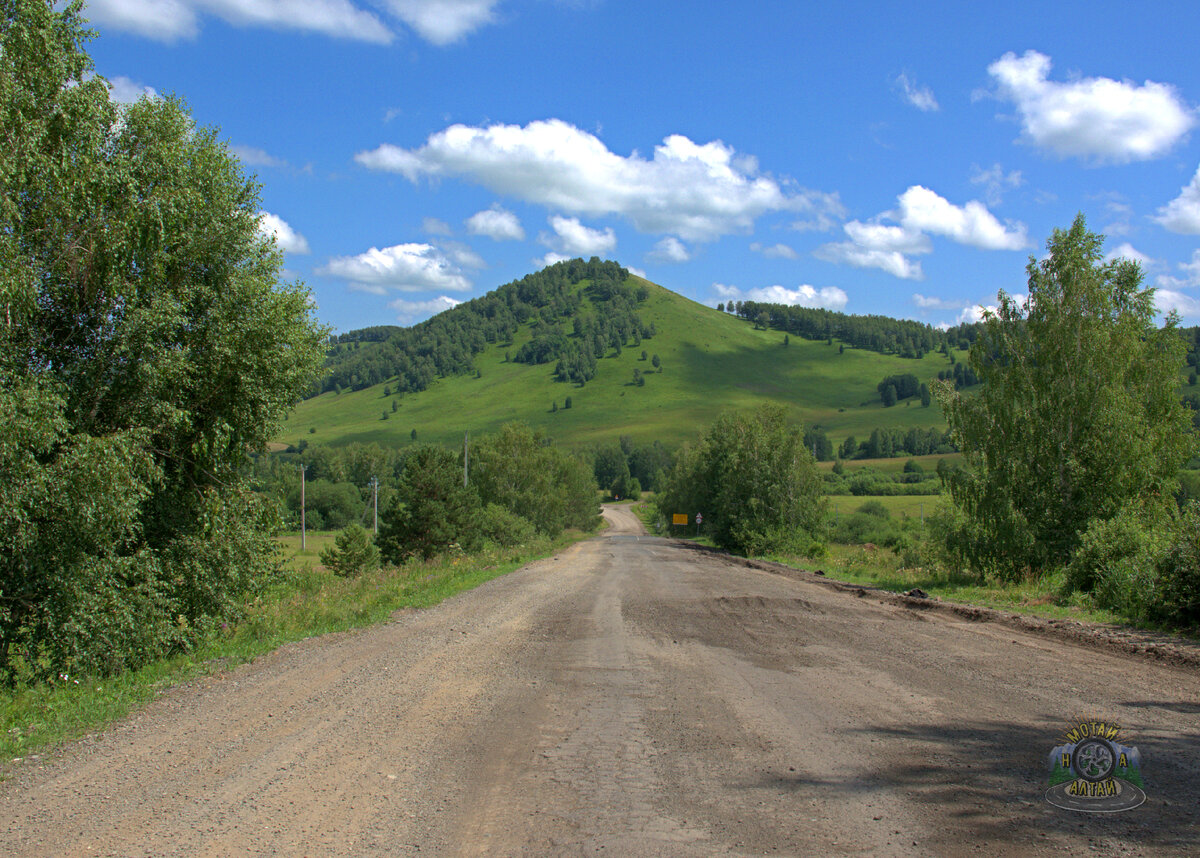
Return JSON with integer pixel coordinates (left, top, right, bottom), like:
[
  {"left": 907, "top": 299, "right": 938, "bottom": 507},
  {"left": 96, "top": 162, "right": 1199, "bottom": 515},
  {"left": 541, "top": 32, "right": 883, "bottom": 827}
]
[
  {"left": 314, "top": 258, "right": 644, "bottom": 396},
  {"left": 314, "top": 258, "right": 991, "bottom": 398}
]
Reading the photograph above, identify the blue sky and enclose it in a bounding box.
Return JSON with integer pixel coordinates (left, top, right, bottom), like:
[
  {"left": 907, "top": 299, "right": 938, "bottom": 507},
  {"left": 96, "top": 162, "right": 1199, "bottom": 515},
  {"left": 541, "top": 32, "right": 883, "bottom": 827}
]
[{"left": 85, "top": 0, "right": 1200, "bottom": 333}]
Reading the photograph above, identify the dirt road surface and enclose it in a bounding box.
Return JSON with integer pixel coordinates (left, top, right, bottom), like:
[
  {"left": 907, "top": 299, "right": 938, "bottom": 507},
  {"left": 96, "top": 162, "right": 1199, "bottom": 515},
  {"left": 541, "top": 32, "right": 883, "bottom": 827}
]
[{"left": 3, "top": 505, "right": 1198, "bottom": 856}]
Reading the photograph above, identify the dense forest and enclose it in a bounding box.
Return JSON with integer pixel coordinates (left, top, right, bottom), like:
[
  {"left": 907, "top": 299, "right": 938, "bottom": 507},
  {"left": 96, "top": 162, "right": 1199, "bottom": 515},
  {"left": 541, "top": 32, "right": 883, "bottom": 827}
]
[{"left": 722, "top": 300, "right": 980, "bottom": 358}]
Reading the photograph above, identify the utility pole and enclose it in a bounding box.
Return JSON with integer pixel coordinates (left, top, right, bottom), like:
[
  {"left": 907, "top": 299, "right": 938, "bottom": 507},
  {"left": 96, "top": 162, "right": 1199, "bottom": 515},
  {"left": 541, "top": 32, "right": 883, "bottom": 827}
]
[
  {"left": 463, "top": 429, "right": 469, "bottom": 487},
  {"left": 299, "top": 463, "right": 307, "bottom": 550},
  {"left": 371, "top": 476, "right": 379, "bottom": 535}
]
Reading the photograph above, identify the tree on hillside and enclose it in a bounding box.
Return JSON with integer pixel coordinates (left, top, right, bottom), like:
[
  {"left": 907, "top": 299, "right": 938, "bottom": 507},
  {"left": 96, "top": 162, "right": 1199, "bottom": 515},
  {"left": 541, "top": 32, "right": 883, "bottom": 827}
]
[
  {"left": 0, "top": 2, "right": 326, "bottom": 681},
  {"left": 936, "top": 216, "right": 1196, "bottom": 580}
]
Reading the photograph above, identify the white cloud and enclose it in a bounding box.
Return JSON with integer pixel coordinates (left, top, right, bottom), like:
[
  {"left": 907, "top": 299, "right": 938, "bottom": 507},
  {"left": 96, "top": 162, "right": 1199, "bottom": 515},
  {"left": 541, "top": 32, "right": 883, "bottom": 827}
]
[
  {"left": 355, "top": 119, "right": 824, "bottom": 242},
  {"left": 534, "top": 251, "right": 571, "bottom": 269},
  {"left": 1155, "top": 289, "right": 1200, "bottom": 318},
  {"left": 1155, "top": 250, "right": 1200, "bottom": 291},
  {"left": 1104, "top": 242, "right": 1152, "bottom": 266},
  {"left": 320, "top": 243, "right": 471, "bottom": 291},
  {"left": 421, "top": 217, "right": 452, "bottom": 236},
  {"left": 894, "top": 72, "right": 939, "bottom": 111},
  {"left": 969, "top": 163, "right": 1024, "bottom": 206},
  {"left": 546, "top": 215, "right": 616, "bottom": 255},
  {"left": 789, "top": 191, "right": 847, "bottom": 233},
  {"left": 648, "top": 237, "right": 690, "bottom": 263},
  {"left": 106, "top": 75, "right": 158, "bottom": 104},
  {"left": 814, "top": 218, "right": 930, "bottom": 280},
  {"left": 441, "top": 241, "right": 486, "bottom": 269},
  {"left": 85, "top": 0, "right": 393, "bottom": 44},
  {"left": 388, "top": 295, "right": 461, "bottom": 323},
  {"left": 956, "top": 304, "right": 999, "bottom": 324},
  {"left": 750, "top": 242, "right": 799, "bottom": 260},
  {"left": 626, "top": 265, "right": 647, "bottom": 279},
  {"left": 896, "top": 186, "right": 1029, "bottom": 250},
  {"left": 257, "top": 212, "right": 310, "bottom": 254},
  {"left": 1180, "top": 249, "right": 1200, "bottom": 284},
  {"left": 815, "top": 186, "right": 1026, "bottom": 280},
  {"left": 987, "top": 50, "right": 1196, "bottom": 163},
  {"left": 843, "top": 220, "right": 932, "bottom": 254},
  {"left": 232, "top": 145, "right": 287, "bottom": 168},
  {"left": 814, "top": 243, "right": 924, "bottom": 280},
  {"left": 466, "top": 205, "right": 525, "bottom": 241},
  {"left": 912, "top": 294, "right": 967, "bottom": 310},
  {"left": 382, "top": 0, "right": 498, "bottom": 45},
  {"left": 1155, "top": 165, "right": 1200, "bottom": 234},
  {"left": 713, "top": 282, "right": 848, "bottom": 312}
]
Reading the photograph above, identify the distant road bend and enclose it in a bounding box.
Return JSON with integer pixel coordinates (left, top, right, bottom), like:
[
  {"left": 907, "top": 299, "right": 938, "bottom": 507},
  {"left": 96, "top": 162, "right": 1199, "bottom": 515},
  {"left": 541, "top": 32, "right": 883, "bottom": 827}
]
[{"left": 2, "top": 505, "right": 1198, "bottom": 856}]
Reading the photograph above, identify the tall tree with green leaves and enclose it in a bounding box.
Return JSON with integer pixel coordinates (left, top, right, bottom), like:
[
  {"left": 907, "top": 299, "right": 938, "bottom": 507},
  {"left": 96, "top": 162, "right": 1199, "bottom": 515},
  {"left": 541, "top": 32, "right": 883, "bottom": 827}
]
[
  {"left": 378, "top": 445, "right": 479, "bottom": 562},
  {"left": 936, "top": 216, "right": 1195, "bottom": 580},
  {"left": 657, "top": 405, "right": 825, "bottom": 555},
  {"left": 0, "top": 1, "right": 326, "bottom": 681}
]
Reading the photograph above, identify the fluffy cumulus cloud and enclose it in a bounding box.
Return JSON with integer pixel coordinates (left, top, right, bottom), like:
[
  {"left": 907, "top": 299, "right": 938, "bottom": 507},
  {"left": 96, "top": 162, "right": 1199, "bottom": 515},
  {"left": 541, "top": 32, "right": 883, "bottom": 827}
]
[
  {"left": 1104, "top": 242, "right": 1152, "bottom": 266},
  {"left": 257, "top": 212, "right": 310, "bottom": 254},
  {"left": 894, "top": 72, "right": 939, "bottom": 111},
  {"left": 388, "top": 295, "right": 461, "bottom": 323},
  {"left": 896, "top": 186, "right": 1028, "bottom": 250},
  {"left": 987, "top": 50, "right": 1196, "bottom": 163},
  {"left": 648, "top": 237, "right": 690, "bottom": 263},
  {"left": 750, "top": 242, "right": 798, "bottom": 260},
  {"left": 714, "top": 282, "right": 848, "bottom": 312},
  {"left": 355, "top": 119, "right": 825, "bottom": 242},
  {"left": 320, "top": 243, "right": 472, "bottom": 292},
  {"left": 546, "top": 215, "right": 616, "bottom": 255},
  {"left": 1155, "top": 165, "right": 1200, "bottom": 234},
  {"left": 1154, "top": 290, "right": 1200, "bottom": 318},
  {"left": 382, "top": 0, "right": 498, "bottom": 45},
  {"left": 815, "top": 186, "right": 1026, "bottom": 280},
  {"left": 86, "top": 0, "right": 394, "bottom": 43},
  {"left": 466, "top": 205, "right": 525, "bottom": 241},
  {"left": 814, "top": 243, "right": 925, "bottom": 280}
]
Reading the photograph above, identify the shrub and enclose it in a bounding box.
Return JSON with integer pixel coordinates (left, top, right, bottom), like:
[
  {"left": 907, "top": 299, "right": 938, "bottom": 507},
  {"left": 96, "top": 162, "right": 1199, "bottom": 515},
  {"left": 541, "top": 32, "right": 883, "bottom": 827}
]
[
  {"left": 320, "top": 524, "right": 380, "bottom": 577},
  {"left": 471, "top": 504, "right": 537, "bottom": 549}
]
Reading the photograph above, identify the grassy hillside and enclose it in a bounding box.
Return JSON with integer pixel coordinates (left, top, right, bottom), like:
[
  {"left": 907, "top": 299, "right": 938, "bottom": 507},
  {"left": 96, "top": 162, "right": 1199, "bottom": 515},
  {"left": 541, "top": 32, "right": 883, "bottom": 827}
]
[{"left": 282, "top": 275, "right": 961, "bottom": 452}]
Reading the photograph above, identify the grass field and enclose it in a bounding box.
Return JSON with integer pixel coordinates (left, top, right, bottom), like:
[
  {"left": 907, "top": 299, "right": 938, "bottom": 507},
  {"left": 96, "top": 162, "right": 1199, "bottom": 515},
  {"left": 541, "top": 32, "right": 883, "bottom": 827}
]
[
  {"left": 825, "top": 494, "right": 938, "bottom": 518},
  {"left": 283, "top": 277, "right": 959, "bottom": 452}
]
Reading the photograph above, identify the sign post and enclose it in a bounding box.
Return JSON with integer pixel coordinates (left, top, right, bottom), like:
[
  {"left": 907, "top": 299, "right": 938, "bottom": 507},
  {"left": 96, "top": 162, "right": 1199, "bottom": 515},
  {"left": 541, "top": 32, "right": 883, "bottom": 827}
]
[
  {"left": 672, "top": 513, "right": 687, "bottom": 537},
  {"left": 695, "top": 512, "right": 703, "bottom": 537}
]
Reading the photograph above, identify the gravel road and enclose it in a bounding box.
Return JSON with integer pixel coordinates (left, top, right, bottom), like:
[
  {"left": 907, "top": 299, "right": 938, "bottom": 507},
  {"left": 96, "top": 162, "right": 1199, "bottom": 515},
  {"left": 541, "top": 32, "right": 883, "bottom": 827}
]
[{"left": 2, "top": 505, "right": 1198, "bottom": 856}]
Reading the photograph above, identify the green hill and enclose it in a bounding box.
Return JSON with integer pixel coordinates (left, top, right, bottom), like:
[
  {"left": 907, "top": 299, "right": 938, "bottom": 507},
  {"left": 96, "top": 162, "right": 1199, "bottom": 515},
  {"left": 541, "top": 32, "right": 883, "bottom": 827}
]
[{"left": 282, "top": 264, "right": 965, "bottom": 453}]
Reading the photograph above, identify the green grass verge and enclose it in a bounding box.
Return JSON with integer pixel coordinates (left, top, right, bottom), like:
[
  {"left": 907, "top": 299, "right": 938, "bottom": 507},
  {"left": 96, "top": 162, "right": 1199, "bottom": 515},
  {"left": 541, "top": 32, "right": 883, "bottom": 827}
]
[
  {"left": 1, "top": 529, "right": 590, "bottom": 772},
  {"left": 766, "top": 543, "right": 1128, "bottom": 625}
]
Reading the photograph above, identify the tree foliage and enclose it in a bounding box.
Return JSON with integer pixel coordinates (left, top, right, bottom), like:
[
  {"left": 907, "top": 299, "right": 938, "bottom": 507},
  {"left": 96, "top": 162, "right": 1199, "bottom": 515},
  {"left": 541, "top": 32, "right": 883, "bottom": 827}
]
[
  {"left": 657, "top": 406, "right": 826, "bottom": 555},
  {"left": 320, "top": 524, "right": 380, "bottom": 578},
  {"left": 316, "top": 258, "right": 638, "bottom": 394},
  {"left": 936, "top": 216, "right": 1196, "bottom": 580},
  {"left": 0, "top": 2, "right": 326, "bottom": 681}
]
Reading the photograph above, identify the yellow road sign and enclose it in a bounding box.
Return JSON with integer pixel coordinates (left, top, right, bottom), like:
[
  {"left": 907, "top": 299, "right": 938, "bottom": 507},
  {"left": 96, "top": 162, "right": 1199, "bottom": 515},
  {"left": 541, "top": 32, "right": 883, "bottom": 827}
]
[{"left": 672, "top": 513, "right": 688, "bottom": 525}]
